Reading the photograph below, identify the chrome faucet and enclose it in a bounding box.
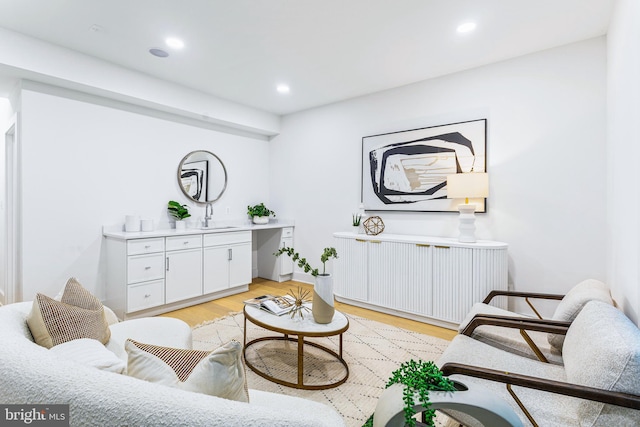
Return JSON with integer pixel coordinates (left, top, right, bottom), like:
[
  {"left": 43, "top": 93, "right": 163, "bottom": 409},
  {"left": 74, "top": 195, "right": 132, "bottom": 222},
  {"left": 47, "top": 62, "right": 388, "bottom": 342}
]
[{"left": 204, "top": 203, "right": 213, "bottom": 228}]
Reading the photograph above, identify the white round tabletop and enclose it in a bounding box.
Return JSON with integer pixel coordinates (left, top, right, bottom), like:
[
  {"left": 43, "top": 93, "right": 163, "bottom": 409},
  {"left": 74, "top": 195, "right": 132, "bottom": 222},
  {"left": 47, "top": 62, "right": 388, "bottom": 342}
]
[{"left": 244, "top": 304, "right": 348, "bottom": 336}]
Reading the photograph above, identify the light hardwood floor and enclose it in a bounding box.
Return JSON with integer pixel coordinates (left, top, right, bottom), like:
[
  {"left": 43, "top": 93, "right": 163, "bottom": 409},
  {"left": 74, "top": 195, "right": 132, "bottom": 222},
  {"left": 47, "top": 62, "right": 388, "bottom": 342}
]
[{"left": 159, "top": 278, "right": 458, "bottom": 341}]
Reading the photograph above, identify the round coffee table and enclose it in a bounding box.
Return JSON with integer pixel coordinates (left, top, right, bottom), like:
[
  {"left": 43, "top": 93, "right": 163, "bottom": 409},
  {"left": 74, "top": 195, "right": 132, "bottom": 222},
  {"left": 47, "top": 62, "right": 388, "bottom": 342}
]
[{"left": 243, "top": 304, "right": 349, "bottom": 390}]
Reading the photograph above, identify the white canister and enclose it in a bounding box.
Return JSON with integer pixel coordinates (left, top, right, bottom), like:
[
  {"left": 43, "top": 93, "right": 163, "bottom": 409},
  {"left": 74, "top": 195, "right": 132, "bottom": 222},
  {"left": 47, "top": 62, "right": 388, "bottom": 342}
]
[
  {"left": 125, "top": 215, "right": 141, "bottom": 232},
  {"left": 140, "top": 219, "right": 154, "bottom": 232}
]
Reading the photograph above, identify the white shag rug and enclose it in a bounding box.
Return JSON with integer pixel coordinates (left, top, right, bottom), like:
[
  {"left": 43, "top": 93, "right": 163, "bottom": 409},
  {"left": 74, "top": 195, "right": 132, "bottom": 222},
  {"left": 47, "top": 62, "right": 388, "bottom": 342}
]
[{"left": 192, "top": 312, "right": 454, "bottom": 427}]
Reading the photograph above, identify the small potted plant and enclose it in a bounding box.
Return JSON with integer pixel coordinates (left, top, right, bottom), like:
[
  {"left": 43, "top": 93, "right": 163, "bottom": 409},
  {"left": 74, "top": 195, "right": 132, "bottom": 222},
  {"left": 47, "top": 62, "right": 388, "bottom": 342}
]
[
  {"left": 247, "top": 202, "right": 275, "bottom": 225},
  {"left": 274, "top": 247, "right": 338, "bottom": 323},
  {"left": 168, "top": 200, "right": 191, "bottom": 230},
  {"left": 363, "top": 359, "right": 457, "bottom": 427},
  {"left": 352, "top": 213, "right": 362, "bottom": 233}
]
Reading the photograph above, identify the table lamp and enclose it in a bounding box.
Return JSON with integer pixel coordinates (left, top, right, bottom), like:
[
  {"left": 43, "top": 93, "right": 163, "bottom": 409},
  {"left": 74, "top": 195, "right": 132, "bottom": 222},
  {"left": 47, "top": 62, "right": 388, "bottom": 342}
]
[{"left": 446, "top": 172, "right": 489, "bottom": 243}]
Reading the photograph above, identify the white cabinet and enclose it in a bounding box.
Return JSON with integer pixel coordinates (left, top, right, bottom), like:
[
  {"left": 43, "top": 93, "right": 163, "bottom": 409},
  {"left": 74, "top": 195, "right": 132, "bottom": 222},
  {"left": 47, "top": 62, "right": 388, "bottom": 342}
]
[
  {"left": 256, "top": 227, "right": 294, "bottom": 282},
  {"left": 333, "top": 232, "right": 508, "bottom": 329},
  {"left": 105, "top": 230, "right": 251, "bottom": 320},
  {"left": 203, "top": 231, "right": 251, "bottom": 294},
  {"left": 165, "top": 235, "right": 202, "bottom": 303}
]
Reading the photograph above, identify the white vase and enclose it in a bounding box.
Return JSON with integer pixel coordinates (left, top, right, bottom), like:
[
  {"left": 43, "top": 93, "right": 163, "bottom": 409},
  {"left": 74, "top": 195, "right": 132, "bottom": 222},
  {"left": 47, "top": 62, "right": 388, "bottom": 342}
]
[
  {"left": 312, "top": 274, "right": 335, "bottom": 324},
  {"left": 253, "top": 216, "right": 269, "bottom": 225},
  {"left": 175, "top": 220, "right": 186, "bottom": 231}
]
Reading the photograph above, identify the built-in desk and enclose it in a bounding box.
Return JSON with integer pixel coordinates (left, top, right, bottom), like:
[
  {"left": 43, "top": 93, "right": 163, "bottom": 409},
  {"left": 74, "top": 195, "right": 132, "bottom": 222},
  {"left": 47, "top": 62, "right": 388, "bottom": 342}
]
[{"left": 103, "top": 221, "right": 294, "bottom": 319}]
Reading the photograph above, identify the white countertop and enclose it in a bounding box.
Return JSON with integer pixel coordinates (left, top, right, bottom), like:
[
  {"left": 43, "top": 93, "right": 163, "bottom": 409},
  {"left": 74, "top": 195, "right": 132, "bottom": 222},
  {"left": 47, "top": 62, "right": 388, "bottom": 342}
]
[
  {"left": 103, "top": 220, "right": 294, "bottom": 240},
  {"left": 333, "top": 231, "right": 507, "bottom": 249}
]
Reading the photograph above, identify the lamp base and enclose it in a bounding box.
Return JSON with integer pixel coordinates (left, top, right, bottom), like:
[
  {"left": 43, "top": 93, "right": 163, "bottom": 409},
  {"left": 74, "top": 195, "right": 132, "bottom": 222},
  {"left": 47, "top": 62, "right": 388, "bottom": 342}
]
[{"left": 457, "top": 204, "right": 477, "bottom": 243}]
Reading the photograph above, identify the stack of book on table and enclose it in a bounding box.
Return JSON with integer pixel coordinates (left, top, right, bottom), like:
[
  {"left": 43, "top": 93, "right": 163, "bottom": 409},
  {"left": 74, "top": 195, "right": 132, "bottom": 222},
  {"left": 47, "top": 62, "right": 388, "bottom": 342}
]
[{"left": 243, "top": 294, "right": 295, "bottom": 316}]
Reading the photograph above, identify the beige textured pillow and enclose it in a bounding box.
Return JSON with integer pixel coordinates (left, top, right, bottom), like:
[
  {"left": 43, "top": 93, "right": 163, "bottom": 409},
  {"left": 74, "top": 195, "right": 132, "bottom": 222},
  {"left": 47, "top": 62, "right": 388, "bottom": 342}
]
[
  {"left": 27, "top": 278, "right": 111, "bottom": 349},
  {"left": 125, "top": 339, "right": 249, "bottom": 402}
]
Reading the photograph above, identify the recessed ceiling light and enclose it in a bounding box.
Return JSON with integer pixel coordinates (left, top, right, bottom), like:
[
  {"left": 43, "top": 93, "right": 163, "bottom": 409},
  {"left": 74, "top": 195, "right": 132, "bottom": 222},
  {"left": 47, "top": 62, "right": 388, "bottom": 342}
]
[
  {"left": 276, "top": 84, "right": 290, "bottom": 94},
  {"left": 457, "top": 22, "right": 477, "bottom": 33},
  {"left": 165, "top": 37, "right": 184, "bottom": 49},
  {"left": 149, "top": 48, "right": 169, "bottom": 58}
]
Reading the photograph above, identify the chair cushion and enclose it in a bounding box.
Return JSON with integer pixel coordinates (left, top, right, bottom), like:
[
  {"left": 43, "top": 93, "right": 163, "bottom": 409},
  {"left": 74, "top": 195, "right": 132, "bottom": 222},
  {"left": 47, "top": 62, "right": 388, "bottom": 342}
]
[
  {"left": 26, "top": 278, "right": 111, "bottom": 348},
  {"left": 548, "top": 279, "right": 612, "bottom": 351},
  {"left": 458, "top": 303, "right": 563, "bottom": 364},
  {"left": 562, "top": 301, "right": 640, "bottom": 427},
  {"left": 126, "top": 339, "right": 249, "bottom": 403}
]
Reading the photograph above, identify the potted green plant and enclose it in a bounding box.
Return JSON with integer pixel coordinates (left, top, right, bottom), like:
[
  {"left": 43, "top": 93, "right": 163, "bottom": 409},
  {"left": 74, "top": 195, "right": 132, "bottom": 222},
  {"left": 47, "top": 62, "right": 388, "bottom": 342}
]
[
  {"left": 363, "top": 359, "right": 457, "bottom": 427},
  {"left": 168, "top": 200, "right": 191, "bottom": 230},
  {"left": 247, "top": 202, "right": 275, "bottom": 225},
  {"left": 274, "top": 247, "right": 338, "bottom": 323},
  {"left": 352, "top": 213, "right": 362, "bottom": 233}
]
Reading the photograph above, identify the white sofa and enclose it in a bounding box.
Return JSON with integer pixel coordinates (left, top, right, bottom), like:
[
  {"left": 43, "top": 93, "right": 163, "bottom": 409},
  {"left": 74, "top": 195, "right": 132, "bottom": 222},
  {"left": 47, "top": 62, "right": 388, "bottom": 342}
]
[{"left": 0, "top": 302, "right": 345, "bottom": 427}]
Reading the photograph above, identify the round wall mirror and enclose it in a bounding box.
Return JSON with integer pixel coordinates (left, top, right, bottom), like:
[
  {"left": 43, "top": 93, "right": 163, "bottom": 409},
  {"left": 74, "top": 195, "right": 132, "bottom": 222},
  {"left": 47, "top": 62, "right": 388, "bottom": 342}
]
[{"left": 177, "top": 150, "right": 228, "bottom": 204}]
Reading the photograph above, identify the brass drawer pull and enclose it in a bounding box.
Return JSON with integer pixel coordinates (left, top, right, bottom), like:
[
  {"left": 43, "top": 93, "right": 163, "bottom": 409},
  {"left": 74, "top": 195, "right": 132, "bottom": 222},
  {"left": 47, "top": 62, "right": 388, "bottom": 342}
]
[
  {"left": 416, "top": 244, "right": 431, "bottom": 248},
  {"left": 370, "top": 240, "right": 381, "bottom": 244},
  {"left": 435, "top": 245, "right": 450, "bottom": 249},
  {"left": 356, "top": 239, "right": 367, "bottom": 242}
]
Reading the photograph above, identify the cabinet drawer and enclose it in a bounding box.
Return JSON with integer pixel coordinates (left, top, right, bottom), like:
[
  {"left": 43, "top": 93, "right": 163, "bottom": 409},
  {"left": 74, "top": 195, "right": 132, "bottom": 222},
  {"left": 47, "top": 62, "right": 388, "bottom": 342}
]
[
  {"left": 127, "top": 253, "right": 165, "bottom": 284},
  {"left": 127, "top": 238, "right": 164, "bottom": 255},
  {"left": 204, "top": 231, "right": 251, "bottom": 247},
  {"left": 166, "top": 235, "right": 202, "bottom": 251},
  {"left": 127, "top": 280, "right": 165, "bottom": 312},
  {"left": 281, "top": 227, "right": 294, "bottom": 238}
]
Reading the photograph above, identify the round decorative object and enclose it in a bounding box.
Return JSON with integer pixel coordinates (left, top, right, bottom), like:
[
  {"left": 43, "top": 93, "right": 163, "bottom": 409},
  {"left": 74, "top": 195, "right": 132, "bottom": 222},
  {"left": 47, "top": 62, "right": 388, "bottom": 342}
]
[{"left": 363, "top": 216, "right": 385, "bottom": 235}]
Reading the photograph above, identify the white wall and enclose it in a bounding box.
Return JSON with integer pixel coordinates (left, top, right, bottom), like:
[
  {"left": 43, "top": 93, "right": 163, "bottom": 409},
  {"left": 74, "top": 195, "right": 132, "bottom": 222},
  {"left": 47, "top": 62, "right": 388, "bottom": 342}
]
[
  {"left": 271, "top": 38, "right": 608, "bottom": 316},
  {"left": 18, "top": 88, "right": 270, "bottom": 300},
  {"left": 607, "top": 0, "right": 640, "bottom": 325},
  {"left": 0, "top": 97, "right": 13, "bottom": 304}
]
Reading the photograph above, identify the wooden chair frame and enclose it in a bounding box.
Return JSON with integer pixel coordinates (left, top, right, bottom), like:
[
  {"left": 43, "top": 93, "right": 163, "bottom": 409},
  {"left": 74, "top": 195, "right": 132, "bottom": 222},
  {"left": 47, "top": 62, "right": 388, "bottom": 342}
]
[{"left": 448, "top": 315, "right": 640, "bottom": 426}]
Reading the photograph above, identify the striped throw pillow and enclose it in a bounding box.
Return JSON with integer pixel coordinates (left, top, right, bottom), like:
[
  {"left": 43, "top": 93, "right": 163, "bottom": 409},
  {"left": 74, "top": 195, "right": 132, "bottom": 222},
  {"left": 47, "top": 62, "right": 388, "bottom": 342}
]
[
  {"left": 125, "top": 339, "right": 249, "bottom": 402},
  {"left": 27, "top": 277, "right": 111, "bottom": 348}
]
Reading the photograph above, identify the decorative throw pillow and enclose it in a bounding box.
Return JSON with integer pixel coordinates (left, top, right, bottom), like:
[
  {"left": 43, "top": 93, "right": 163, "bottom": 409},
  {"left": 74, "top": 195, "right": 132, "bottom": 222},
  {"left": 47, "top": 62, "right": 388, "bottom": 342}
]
[
  {"left": 547, "top": 279, "right": 612, "bottom": 351},
  {"left": 49, "top": 338, "right": 126, "bottom": 374},
  {"left": 125, "top": 339, "right": 249, "bottom": 402},
  {"left": 27, "top": 278, "right": 111, "bottom": 349}
]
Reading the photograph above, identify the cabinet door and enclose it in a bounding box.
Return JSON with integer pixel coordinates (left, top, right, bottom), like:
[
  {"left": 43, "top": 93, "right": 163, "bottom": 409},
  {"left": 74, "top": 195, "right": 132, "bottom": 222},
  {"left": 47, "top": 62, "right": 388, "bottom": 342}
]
[
  {"left": 334, "top": 237, "right": 368, "bottom": 301},
  {"left": 203, "top": 246, "right": 230, "bottom": 294},
  {"left": 280, "top": 236, "right": 294, "bottom": 276},
  {"left": 431, "top": 245, "right": 473, "bottom": 323},
  {"left": 406, "top": 243, "right": 433, "bottom": 316},
  {"left": 229, "top": 242, "right": 252, "bottom": 288},
  {"left": 165, "top": 248, "right": 203, "bottom": 304},
  {"left": 368, "top": 241, "right": 413, "bottom": 309}
]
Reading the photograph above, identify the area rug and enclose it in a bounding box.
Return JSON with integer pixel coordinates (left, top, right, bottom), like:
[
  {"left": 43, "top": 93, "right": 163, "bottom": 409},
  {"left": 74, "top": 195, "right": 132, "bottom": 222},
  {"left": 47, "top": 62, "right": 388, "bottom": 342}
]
[{"left": 192, "top": 312, "right": 453, "bottom": 427}]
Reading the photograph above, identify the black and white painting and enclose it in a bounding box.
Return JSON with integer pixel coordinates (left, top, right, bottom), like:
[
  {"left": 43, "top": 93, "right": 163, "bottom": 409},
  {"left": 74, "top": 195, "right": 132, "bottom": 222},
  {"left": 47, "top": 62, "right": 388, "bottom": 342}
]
[
  {"left": 362, "top": 119, "right": 486, "bottom": 212},
  {"left": 181, "top": 160, "right": 209, "bottom": 202}
]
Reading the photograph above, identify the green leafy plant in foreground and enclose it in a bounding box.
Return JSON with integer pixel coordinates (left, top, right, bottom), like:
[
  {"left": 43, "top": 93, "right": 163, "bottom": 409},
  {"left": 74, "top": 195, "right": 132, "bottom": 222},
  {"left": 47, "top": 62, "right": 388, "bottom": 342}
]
[
  {"left": 274, "top": 247, "right": 338, "bottom": 277},
  {"left": 167, "top": 200, "right": 191, "bottom": 220},
  {"left": 362, "top": 360, "right": 456, "bottom": 427}
]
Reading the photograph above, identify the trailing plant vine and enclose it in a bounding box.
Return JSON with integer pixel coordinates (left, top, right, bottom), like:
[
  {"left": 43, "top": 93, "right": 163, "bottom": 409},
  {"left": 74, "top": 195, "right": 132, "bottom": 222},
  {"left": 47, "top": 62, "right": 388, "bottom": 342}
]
[
  {"left": 274, "top": 247, "right": 338, "bottom": 277},
  {"left": 362, "top": 359, "right": 456, "bottom": 427}
]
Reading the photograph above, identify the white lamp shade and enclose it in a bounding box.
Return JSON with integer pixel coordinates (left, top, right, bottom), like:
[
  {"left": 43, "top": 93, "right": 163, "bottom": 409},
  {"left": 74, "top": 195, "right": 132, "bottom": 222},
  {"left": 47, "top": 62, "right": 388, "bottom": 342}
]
[{"left": 446, "top": 173, "right": 489, "bottom": 199}]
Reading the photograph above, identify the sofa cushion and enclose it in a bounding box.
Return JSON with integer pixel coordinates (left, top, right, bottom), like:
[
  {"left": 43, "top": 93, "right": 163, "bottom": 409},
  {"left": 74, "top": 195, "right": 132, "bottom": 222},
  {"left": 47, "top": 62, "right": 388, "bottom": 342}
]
[
  {"left": 548, "top": 279, "right": 612, "bottom": 351},
  {"left": 562, "top": 301, "right": 640, "bottom": 427},
  {"left": 26, "top": 278, "right": 111, "bottom": 348},
  {"left": 49, "top": 338, "right": 126, "bottom": 373},
  {"left": 126, "top": 339, "right": 249, "bottom": 402}
]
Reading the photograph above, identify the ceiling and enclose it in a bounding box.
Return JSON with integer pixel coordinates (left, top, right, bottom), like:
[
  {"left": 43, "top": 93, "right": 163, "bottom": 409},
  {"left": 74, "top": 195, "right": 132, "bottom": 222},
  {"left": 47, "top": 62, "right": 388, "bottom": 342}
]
[{"left": 0, "top": 0, "right": 614, "bottom": 115}]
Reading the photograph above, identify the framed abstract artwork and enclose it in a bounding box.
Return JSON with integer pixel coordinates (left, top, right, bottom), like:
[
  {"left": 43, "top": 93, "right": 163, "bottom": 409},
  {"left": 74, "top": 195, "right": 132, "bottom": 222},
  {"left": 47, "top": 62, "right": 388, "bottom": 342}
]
[{"left": 361, "top": 119, "right": 487, "bottom": 212}]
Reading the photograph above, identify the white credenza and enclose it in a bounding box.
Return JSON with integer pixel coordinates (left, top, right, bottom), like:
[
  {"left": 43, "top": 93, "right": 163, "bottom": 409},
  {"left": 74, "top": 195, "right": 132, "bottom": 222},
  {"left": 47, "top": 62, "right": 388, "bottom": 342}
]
[
  {"left": 333, "top": 232, "right": 508, "bottom": 330},
  {"left": 104, "top": 229, "right": 252, "bottom": 320}
]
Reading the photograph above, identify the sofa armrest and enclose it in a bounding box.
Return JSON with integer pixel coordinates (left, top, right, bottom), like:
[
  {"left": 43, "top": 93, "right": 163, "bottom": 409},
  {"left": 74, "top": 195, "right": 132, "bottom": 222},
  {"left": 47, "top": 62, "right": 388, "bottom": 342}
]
[
  {"left": 440, "top": 362, "right": 640, "bottom": 410},
  {"left": 482, "top": 291, "right": 565, "bottom": 304},
  {"left": 460, "top": 315, "right": 571, "bottom": 337}
]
